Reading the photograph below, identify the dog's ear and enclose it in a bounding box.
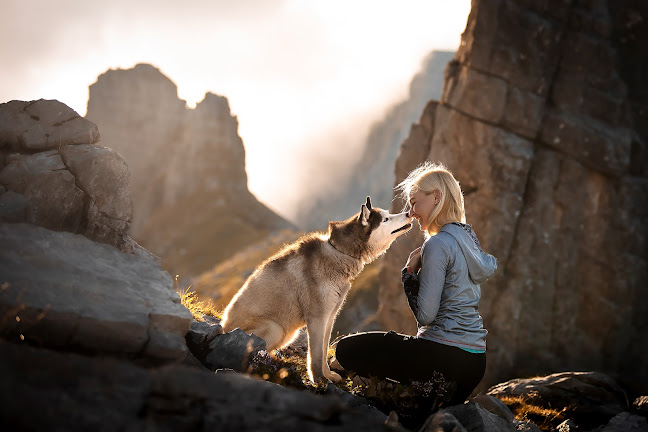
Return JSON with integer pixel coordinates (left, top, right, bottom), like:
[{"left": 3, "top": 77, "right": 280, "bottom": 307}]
[
  {"left": 358, "top": 204, "right": 370, "bottom": 226},
  {"left": 365, "top": 196, "right": 372, "bottom": 210}
]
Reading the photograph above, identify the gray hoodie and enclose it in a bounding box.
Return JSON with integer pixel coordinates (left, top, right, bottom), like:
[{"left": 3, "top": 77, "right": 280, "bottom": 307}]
[{"left": 413, "top": 223, "right": 497, "bottom": 352}]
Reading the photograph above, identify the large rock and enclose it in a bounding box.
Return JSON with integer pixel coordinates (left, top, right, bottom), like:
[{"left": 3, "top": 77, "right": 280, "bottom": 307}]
[
  {"left": 420, "top": 400, "right": 541, "bottom": 432},
  {"left": 0, "top": 341, "right": 404, "bottom": 431},
  {"left": 0, "top": 99, "right": 136, "bottom": 253},
  {"left": 599, "top": 412, "right": 648, "bottom": 432},
  {"left": 85, "top": 64, "right": 292, "bottom": 278},
  {"left": 376, "top": 0, "right": 648, "bottom": 395},
  {"left": 0, "top": 99, "right": 100, "bottom": 151},
  {"left": 0, "top": 223, "right": 192, "bottom": 362},
  {"left": 205, "top": 328, "right": 266, "bottom": 372},
  {"left": 487, "top": 371, "right": 628, "bottom": 430}
]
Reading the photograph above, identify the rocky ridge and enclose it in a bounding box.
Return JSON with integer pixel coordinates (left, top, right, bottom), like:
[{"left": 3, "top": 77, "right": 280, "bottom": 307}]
[{"left": 85, "top": 64, "right": 292, "bottom": 278}]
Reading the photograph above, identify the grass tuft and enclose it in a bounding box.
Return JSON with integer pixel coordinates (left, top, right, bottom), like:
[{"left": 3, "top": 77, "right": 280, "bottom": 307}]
[
  {"left": 498, "top": 395, "right": 570, "bottom": 431},
  {"left": 178, "top": 286, "right": 222, "bottom": 321}
]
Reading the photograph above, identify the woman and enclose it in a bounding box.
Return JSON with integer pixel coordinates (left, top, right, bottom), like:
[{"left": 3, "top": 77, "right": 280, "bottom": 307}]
[{"left": 334, "top": 162, "right": 498, "bottom": 405}]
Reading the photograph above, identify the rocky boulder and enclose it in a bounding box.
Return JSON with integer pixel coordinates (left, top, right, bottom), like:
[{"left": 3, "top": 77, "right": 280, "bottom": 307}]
[
  {"left": 0, "top": 99, "right": 99, "bottom": 151},
  {"left": 376, "top": 0, "right": 648, "bottom": 395},
  {"left": 185, "top": 317, "right": 266, "bottom": 372},
  {"left": 185, "top": 319, "right": 224, "bottom": 362},
  {"left": 0, "top": 341, "right": 404, "bottom": 431},
  {"left": 0, "top": 223, "right": 192, "bottom": 363},
  {"left": 0, "top": 99, "right": 136, "bottom": 253},
  {"left": 487, "top": 371, "right": 629, "bottom": 430},
  {"left": 204, "top": 328, "right": 266, "bottom": 372},
  {"left": 420, "top": 401, "right": 541, "bottom": 432},
  {"left": 598, "top": 412, "right": 648, "bottom": 432}
]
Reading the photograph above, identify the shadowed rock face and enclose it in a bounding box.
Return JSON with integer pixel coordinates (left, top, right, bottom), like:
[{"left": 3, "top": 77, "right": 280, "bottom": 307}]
[
  {"left": 0, "top": 341, "right": 399, "bottom": 432},
  {"left": 377, "top": 0, "right": 648, "bottom": 395},
  {"left": 0, "top": 223, "right": 192, "bottom": 362},
  {"left": 85, "top": 64, "right": 292, "bottom": 278}
]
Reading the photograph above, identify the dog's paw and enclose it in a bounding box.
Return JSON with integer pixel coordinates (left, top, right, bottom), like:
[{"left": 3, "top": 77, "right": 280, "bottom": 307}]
[{"left": 325, "top": 371, "right": 343, "bottom": 383}]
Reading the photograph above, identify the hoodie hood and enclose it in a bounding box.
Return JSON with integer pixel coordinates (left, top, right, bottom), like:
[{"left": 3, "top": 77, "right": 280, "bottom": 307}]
[{"left": 440, "top": 223, "right": 498, "bottom": 284}]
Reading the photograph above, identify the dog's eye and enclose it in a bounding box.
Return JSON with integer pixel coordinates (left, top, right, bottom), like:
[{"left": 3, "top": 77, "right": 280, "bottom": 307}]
[{"left": 384, "top": 218, "right": 389, "bottom": 222}]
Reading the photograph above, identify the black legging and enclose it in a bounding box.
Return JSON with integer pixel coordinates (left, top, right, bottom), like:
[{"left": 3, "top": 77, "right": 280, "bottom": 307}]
[{"left": 335, "top": 331, "right": 486, "bottom": 405}]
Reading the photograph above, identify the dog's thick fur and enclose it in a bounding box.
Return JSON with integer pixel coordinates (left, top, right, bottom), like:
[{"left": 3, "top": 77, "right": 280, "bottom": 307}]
[{"left": 221, "top": 197, "right": 413, "bottom": 383}]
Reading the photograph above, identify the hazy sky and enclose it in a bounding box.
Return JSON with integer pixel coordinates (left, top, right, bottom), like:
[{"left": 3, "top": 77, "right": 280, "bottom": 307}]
[{"left": 1, "top": 0, "right": 471, "bottom": 218}]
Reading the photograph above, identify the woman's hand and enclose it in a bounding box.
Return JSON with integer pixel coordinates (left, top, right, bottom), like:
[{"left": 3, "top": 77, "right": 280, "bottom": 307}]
[{"left": 405, "top": 246, "right": 422, "bottom": 274}]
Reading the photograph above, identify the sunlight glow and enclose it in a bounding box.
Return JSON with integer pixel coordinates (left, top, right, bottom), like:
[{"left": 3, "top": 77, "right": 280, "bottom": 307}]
[{"left": 0, "top": 0, "right": 471, "bottom": 219}]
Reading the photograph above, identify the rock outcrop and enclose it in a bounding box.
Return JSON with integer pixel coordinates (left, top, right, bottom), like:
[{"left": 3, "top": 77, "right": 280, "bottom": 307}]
[
  {"left": 294, "top": 51, "right": 454, "bottom": 230},
  {"left": 420, "top": 400, "right": 541, "bottom": 432},
  {"left": 0, "top": 341, "right": 402, "bottom": 431},
  {"left": 0, "top": 223, "right": 192, "bottom": 362},
  {"left": 376, "top": 0, "right": 648, "bottom": 395},
  {"left": 85, "top": 64, "right": 292, "bottom": 278},
  {"left": 488, "top": 371, "right": 629, "bottom": 430},
  {"left": 0, "top": 99, "right": 136, "bottom": 253}
]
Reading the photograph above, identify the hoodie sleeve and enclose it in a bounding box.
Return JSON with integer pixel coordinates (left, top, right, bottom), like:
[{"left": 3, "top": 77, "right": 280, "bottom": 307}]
[{"left": 414, "top": 237, "right": 449, "bottom": 326}]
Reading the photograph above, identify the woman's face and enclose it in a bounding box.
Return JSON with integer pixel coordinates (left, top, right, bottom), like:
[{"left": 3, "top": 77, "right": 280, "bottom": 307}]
[{"left": 409, "top": 189, "right": 439, "bottom": 230}]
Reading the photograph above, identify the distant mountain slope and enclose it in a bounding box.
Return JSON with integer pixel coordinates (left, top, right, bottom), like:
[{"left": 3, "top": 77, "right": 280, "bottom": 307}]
[
  {"left": 294, "top": 51, "right": 454, "bottom": 229},
  {"left": 86, "top": 64, "right": 292, "bottom": 279}
]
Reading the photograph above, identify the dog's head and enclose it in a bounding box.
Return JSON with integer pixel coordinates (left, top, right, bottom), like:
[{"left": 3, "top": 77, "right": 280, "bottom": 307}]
[{"left": 328, "top": 196, "right": 413, "bottom": 263}]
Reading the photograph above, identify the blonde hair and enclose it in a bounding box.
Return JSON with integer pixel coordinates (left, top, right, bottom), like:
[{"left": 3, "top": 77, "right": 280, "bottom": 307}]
[{"left": 396, "top": 161, "right": 465, "bottom": 235}]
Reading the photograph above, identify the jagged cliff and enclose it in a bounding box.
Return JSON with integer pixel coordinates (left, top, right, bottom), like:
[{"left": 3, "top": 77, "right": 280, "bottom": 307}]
[
  {"left": 85, "top": 64, "right": 292, "bottom": 278},
  {"left": 376, "top": 0, "right": 648, "bottom": 395},
  {"left": 294, "top": 51, "right": 454, "bottom": 230}
]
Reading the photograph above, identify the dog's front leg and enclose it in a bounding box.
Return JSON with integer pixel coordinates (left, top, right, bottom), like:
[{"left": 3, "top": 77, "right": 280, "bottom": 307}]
[
  {"left": 305, "top": 315, "right": 329, "bottom": 383},
  {"left": 321, "top": 302, "right": 343, "bottom": 383}
]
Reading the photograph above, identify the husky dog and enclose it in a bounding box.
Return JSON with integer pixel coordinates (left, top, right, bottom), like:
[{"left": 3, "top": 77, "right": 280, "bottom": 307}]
[{"left": 221, "top": 196, "right": 413, "bottom": 383}]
